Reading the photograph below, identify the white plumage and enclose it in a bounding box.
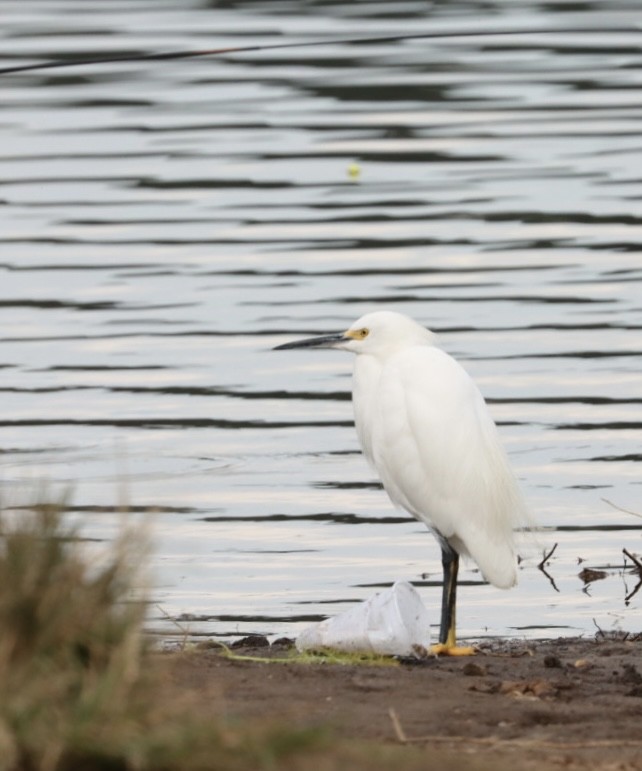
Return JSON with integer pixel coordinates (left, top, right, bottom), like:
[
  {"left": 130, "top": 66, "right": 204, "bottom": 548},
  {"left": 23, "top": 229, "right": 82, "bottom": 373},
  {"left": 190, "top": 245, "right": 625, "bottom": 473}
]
[
  {"left": 351, "top": 312, "right": 526, "bottom": 590},
  {"left": 275, "top": 310, "right": 530, "bottom": 653}
]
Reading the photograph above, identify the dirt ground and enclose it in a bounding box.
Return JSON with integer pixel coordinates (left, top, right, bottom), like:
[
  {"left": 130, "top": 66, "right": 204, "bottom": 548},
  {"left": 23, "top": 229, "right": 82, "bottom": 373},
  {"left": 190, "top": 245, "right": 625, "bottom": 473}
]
[{"left": 168, "top": 633, "right": 642, "bottom": 771}]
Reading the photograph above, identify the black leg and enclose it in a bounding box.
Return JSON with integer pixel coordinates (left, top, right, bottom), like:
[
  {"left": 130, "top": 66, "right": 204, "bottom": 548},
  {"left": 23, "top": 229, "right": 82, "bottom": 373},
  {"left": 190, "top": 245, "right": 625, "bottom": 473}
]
[{"left": 439, "top": 543, "right": 459, "bottom": 646}]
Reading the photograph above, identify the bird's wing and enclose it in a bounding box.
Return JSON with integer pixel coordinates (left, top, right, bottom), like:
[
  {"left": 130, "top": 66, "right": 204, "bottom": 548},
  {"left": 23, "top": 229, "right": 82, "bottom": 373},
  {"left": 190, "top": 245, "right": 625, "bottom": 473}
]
[{"left": 371, "top": 346, "right": 526, "bottom": 588}]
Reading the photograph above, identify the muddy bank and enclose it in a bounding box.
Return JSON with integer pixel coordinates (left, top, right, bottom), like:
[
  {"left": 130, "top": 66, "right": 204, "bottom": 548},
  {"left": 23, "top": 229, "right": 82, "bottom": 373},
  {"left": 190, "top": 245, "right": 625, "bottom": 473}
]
[{"left": 167, "top": 634, "right": 642, "bottom": 770}]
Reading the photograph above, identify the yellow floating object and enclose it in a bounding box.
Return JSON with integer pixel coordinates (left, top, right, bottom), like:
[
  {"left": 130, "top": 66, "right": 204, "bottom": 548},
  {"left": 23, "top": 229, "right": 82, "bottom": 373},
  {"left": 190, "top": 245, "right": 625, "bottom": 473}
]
[{"left": 347, "top": 162, "right": 361, "bottom": 180}]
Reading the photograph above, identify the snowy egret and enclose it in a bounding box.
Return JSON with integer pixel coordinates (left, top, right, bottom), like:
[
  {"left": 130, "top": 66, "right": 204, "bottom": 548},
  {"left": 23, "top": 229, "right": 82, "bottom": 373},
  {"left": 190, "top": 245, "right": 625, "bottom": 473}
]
[{"left": 274, "top": 311, "right": 530, "bottom": 655}]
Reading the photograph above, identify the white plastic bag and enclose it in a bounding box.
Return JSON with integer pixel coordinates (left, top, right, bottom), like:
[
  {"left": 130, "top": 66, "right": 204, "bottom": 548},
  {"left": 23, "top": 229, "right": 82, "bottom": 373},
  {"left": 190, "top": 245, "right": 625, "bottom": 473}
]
[{"left": 296, "top": 581, "right": 430, "bottom": 657}]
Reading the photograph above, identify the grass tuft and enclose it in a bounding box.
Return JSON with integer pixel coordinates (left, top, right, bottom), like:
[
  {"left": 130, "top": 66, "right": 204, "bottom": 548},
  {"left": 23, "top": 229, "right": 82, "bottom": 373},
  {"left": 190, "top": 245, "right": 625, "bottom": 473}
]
[
  {"left": 0, "top": 496, "right": 326, "bottom": 771},
  {"left": 209, "top": 640, "right": 399, "bottom": 667}
]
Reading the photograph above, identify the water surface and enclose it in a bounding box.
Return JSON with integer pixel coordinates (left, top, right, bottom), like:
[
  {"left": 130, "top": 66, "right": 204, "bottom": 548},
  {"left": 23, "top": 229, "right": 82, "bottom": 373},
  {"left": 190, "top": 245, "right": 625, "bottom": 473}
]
[{"left": 0, "top": 0, "right": 641, "bottom": 642}]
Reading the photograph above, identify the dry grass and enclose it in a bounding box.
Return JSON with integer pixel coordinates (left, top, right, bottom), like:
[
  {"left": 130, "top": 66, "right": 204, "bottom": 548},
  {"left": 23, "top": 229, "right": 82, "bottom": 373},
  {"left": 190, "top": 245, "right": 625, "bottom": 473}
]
[{"left": 0, "top": 496, "right": 326, "bottom": 771}]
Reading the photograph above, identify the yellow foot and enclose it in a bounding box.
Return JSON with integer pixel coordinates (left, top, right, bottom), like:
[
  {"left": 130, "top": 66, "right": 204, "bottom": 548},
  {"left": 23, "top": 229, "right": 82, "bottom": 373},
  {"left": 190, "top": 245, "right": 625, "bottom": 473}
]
[{"left": 430, "top": 643, "right": 477, "bottom": 657}]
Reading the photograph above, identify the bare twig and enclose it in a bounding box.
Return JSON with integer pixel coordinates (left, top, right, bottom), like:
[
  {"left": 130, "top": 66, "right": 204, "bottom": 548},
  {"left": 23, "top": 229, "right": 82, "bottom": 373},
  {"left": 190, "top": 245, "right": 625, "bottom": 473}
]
[
  {"left": 625, "top": 582, "right": 641, "bottom": 604},
  {"left": 592, "top": 617, "right": 605, "bottom": 638},
  {"left": 388, "top": 708, "right": 408, "bottom": 742},
  {"left": 602, "top": 498, "right": 642, "bottom": 519},
  {"left": 537, "top": 542, "right": 560, "bottom": 592},
  {"left": 623, "top": 548, "right": 642, "bottom": 573},
  {"left": 388, "top": 707, "right": 642, "bottom": 749},
  {"left": 538, "top": 542, "right": 558, "bottom": 569},
  {"left": 155, "top": 604, "right": 191, "bottom": 649},
  {"left": 622, "top": 549, "right": 642, "bottom": 604}
]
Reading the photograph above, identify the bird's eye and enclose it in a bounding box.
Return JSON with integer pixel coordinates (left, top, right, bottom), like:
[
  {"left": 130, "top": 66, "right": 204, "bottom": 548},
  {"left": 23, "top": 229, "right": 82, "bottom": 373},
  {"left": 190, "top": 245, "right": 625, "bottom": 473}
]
[{"left": 358, "top": 328, "right": 369, "bottom": 339}]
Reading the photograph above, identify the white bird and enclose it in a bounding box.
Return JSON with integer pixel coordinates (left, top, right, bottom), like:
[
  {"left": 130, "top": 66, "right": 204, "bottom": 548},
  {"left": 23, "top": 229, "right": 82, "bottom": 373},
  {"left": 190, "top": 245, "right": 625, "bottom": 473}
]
[{"left": 275, "top": 311, "right": 530, "bottom": 655}]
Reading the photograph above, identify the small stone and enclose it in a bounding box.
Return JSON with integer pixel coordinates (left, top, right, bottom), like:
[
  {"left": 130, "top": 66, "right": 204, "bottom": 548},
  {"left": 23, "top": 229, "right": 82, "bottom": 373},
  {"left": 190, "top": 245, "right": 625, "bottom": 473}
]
[
  {"left": 531, "top": 680, "right": 557, "bottom": 698},
  {"left": 462, "top": 662, "right": 487, "bottom": 677},
  {"left": 271, "top": 637, "right": 295, "bottom": 649},
  {"left": 544, "top": 655, "right": 562, "bottom": 668},
  {"left": 231, "top": 634, "right": 270, "bottom": 649},
  {"left": 573, "top": 658, "right": 592, "bottom": 670}
]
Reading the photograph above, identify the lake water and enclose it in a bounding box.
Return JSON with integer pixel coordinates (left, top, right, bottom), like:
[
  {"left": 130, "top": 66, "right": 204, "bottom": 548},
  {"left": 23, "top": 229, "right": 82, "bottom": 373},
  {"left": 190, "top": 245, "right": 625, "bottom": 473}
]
[{"left": 0, "top": 0, "right": 640, "bottom": 644}]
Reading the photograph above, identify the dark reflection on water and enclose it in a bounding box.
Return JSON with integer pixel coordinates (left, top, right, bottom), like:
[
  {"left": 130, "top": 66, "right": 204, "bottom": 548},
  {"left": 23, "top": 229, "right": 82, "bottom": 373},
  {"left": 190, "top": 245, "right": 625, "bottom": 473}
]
[
  {"left": 0, "top": 0, "right": 641, "bottom": 642},
  {"left": 0, "top": 418, "right": 355, "bottom": 429},
  {"left": 201, "top": 513, "right": 411, "bottom": 525}
]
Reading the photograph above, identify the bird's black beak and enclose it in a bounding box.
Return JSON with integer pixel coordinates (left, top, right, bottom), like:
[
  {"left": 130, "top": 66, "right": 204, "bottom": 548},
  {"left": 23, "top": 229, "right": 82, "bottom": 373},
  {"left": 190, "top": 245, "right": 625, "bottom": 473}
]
[{"left": 273, "top": 332, "right": 347, "bottom": 350}]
